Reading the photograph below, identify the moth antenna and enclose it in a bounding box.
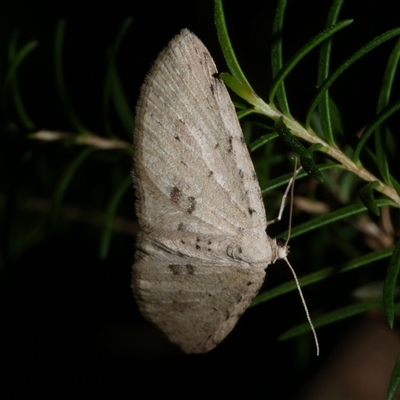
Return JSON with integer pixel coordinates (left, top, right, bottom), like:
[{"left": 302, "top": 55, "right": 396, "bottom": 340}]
[{"left": 284, "top": 256, "right": 320, "bottom": 356}]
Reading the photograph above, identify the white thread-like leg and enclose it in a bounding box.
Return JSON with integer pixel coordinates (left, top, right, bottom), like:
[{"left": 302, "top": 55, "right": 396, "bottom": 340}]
[{"left": 267, "top": 166, "right": 302, "bottom": 226}]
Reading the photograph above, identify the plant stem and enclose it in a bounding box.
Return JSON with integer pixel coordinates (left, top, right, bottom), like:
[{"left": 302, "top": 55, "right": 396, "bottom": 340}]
[{"left": 252, "top": 96, "right": 400, "bottom": 207}]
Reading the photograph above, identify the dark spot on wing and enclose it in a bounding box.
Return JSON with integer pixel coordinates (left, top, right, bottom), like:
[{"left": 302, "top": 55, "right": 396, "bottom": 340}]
[
  {"left": 196, "top": 244, "right": 201, "bottom": 250},
  {"left": 170, "top": 186, "right": 181, "bottom": 204},
  {"left": 208, "top": 170, "right": 214, "bottom": 177},
  {"left": 187, "top": 196, "right": 196, "bottom": 213},
  {"left": 227, "top": 136, "right": 233, "bottom": 153},
  {"left": 240, "top": 136, "right": 245, "bottom": 144},
  {"left": 248, "top": 208, "right": 255, "bottom": 215},
  {"left": 177, "top": 223, "right": 185, "bottom": 231},
  {"left": 252, "top": 172, "right": 257, "bottom": 180},
  {"left": 168, "top": 265, "right": 180, "bottom": 275},
  {"left": 215, "top": 143, "right": 220, "bottom": 149},
  {"left": 238, "top": 169, "right": 244, "bottom": 179},
  {"left": 196, "top": 237, "right": 200, "bottom": 242},
  {"left": 186, "top": 264, "right": 195, "bottom": 274},
  {"left": 174, "top": 134, "right": 181, "bottom": 141},
  {"left": 235, "top": 295, "right": 243, "bottom": 304},
  {"left": 238, "top": 247, "right": 242, "bottom": 254}
]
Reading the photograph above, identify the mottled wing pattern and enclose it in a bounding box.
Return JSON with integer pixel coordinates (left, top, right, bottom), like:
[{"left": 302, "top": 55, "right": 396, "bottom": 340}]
[
  {"left": 132, "top": 29, "right": 272, "bottom": 353},
  {"left": 133, "top": 241, "right": 265, "bottom": 353},
  {"left": 133, "top": 29, "right": 267, "bottom": 239}
]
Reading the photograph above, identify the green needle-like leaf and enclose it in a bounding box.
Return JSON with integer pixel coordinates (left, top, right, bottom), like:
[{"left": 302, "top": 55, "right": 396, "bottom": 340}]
[
  {"left": 306, "top": 28, "right": 400, "bottom": 128},
  {"left": 55, "top": 20, "right": 87, "bottom": 133},
  {"left": 358, "top": 181, "right": 381, "bottom": 216},
  {"left": 286, "top": 199, "right": 394, "bottom": 239},
  {"left": 271, "top": 0, "right": 289, "bottom": 114},
  {"left": 354, "top": 100, "right": 400, "bottom": 165},
  {"left": 388, "top": 353, "right": 400, "bottom": 400},
  {"left": 249, "top": 132, "right": 279, "bottom": 152},
  {"left": 316, "top": 0, "right": 345, "bottom": 145},
  {"left": 3, "top": 35, "right": 37, "bottom": 128},
  {"left": 214, "top": 0, "right": 253, "bottom": 91},
  {"left": 49, "top": 147, "right": 95, "bottom": 226},
  {"left": 220, "top": 72, "right": 259, "bottom": 105},
  {"left": 375, "top": 38, "right": 400, "bottom": 185},
  {"left": 252, "top": 247, "right": 393, "bottom": 306},
  {"left": 100, "top": 177, "right": 132, "bottom": 260},
  {"left": 279, "top": 298, "right": 382, "bottom": 341},
  {"left": 104, "top": 17, "right": 134, "bottom": 138},
  {"left": 261, "top": 163, "right": 341, "bottom": 193},
  {"left": 384, "top": 239, "right": 400, "bottom": 328},
  {"left": 269, "top": 20, "right": 353, "bottom": 104}
]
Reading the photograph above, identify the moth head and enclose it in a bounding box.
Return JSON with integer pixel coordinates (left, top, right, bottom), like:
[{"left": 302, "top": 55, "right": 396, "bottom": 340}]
[{"left": 275, "top": 237, "right": 290, "bottom": 260}]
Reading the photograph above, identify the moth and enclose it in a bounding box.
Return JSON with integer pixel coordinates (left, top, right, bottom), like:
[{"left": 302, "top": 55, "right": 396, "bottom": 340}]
[{"left": 131, "top": 29, "right": 317, "bottom": 354}]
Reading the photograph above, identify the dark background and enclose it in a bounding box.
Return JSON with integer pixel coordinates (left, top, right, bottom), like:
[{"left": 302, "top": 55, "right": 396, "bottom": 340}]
[{"left": 1, "top": 1, "right": 400, "bottom": 398}]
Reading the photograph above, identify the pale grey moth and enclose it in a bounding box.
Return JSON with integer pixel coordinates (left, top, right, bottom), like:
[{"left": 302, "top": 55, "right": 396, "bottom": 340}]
[{"left": 131, "top": 29, "right": 318, "bottom": 354}]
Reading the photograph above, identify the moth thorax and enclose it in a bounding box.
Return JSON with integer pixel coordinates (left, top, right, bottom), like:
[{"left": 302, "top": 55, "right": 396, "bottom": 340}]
[{"left": 274, "top": 237, "right": 290, "bottom": 261}]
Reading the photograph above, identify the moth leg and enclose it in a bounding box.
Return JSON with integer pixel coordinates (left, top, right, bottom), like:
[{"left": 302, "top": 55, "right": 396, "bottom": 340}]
[{"left": 267, "top": 164, "right": 302, "bottom": 226}]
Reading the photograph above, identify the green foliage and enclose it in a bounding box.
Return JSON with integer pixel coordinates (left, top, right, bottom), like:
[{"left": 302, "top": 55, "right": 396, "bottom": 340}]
[
  {"left": 214, "top": 0, "right": 400, "bottom": 396},
  {"left": 384, "top": 240, "right": 400, "bottom": 329}
]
